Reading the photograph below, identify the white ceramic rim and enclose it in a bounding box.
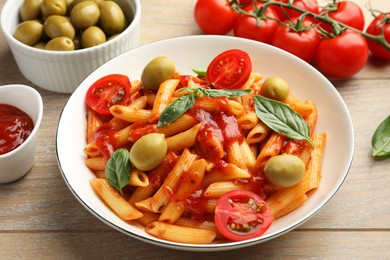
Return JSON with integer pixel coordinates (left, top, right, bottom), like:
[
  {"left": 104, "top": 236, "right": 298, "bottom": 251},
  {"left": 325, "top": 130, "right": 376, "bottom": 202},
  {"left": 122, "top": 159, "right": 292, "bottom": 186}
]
[
  {"left": 56, "top": 35, "right": 354, "bottom": 252},
  {"left": 0, "top": 84, "right": 43, "bottom": 159}
]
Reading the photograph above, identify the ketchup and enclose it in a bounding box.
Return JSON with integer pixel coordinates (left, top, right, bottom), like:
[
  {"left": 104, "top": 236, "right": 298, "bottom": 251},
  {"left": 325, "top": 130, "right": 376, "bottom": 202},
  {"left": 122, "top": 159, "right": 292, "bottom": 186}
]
[{"left": 0, "top": 104, "right": 34, "bottom": 155}]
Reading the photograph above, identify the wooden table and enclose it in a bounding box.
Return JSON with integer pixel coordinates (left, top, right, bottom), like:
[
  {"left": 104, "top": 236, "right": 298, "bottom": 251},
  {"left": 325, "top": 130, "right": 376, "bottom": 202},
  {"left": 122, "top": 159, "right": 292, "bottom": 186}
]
[{"left": 1, "top": 0, "right": 390, "bottom": 258}]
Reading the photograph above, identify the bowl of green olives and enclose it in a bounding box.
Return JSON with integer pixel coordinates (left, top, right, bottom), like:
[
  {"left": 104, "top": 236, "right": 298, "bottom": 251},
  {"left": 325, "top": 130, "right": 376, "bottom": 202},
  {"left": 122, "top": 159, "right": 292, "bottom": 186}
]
[
  {"left": 56, "top": 35, "right": 354, "bottom": 251},
  {"left": 0, "top": 0, "right": 141, "bottom": 93}
]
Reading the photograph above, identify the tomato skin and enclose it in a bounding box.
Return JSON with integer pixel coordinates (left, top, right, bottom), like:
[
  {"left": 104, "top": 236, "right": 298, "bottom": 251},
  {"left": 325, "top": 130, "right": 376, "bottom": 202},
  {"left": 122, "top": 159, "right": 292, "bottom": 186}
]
[
  {"left": 272, "top": 0, "right": 320, "bottom": 20},
  {"left": 85, "top": 74, "right": 131, "bottom": 116},
  {"left": 194, "top": 0, "right": 238, "bottom": 35},
  {"left": 320, "top": 1, "right": 365, "bottom": 32},
  {"left": 315, "top": 30, "right": 368, "bottom": 78},
  {"left": 214, "top": 190, "right": 273, "bottom": 241},
  {"left": 233, "top": 3, "right": 279, "bottom": 44},
  {"left": 272, "top": 17, "right": 321, "bottom": 63},
  {"left": 206, "top": 49, "right": 252, "bottom": 89},
  {"left": 365, "top": 14, "right": 390, "bottom": 60}
]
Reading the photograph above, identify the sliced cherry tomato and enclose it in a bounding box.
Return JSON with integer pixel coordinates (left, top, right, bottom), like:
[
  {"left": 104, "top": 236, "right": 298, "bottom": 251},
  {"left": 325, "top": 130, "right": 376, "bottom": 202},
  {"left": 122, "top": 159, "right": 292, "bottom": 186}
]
[
  {"left": 233, "top": 3, "right": 280, "bottom": 44},
  {"left": 194, "top": 0, "right": 238, "bottom": 35},
  {"left": 272, "top": 17, "right": 321, "bottom": 63},
  {"left": 85, "top": 74, "right": 131, "bottom": 116},
  {"left": 206, "top": 49, "right": 252, "bottom": 89},
  {"left": 365, "top": 13, "right": 390, "bottom": 60},
  {"left": 215, "top": 190, "right": 273, "bottom": 241},
  {"left": 320, "top": 1, "right": 365, "bottom": 33},
  {"left": 315, "top": 30, "right": 368, "bottom": 78}
]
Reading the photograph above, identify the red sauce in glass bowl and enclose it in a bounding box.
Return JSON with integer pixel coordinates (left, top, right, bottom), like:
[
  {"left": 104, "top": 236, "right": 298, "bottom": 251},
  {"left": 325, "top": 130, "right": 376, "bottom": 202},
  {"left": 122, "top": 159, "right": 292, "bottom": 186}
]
[{"left": 0, "top": 104, "right": 34, "bottom": 155}]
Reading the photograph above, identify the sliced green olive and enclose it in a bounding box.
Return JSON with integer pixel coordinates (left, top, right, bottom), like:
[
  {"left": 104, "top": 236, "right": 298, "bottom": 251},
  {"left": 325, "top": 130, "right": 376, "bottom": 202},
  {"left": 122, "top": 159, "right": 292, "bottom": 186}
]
[
  {"left": 261, "top": 76, "right": 290, "bottom": 102},
  {"left": 264, "top": 154, "right": 305, "bottom": 188},
  {"left": 129, "top": 133, "right": 168, "bottom": 171},
  {"left": 141, "top": 56, "right": 176, "bottom": 92}
]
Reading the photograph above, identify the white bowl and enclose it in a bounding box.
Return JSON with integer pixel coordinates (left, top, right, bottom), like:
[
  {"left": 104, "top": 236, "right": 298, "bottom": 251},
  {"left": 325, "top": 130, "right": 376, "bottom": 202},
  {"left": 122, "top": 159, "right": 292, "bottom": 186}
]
[
  {"left": 56, "top": 35, "right": 354, "bottom": 251},
  {"left": 0, "top": 0, "right": 141, "bottom": 93},
  {"left": 0, "top": 84, "right": 43, "bottom": 183}
]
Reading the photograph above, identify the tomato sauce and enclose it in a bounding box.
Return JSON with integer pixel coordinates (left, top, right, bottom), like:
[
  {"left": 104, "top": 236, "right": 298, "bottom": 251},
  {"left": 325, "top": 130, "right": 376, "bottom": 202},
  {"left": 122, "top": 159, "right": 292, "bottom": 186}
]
[
  {"left": 0, "top": 104, "right": 34, "bottom": 155},
  {"left": 93, "top": 124, "right": 118, "bottom": 161}
]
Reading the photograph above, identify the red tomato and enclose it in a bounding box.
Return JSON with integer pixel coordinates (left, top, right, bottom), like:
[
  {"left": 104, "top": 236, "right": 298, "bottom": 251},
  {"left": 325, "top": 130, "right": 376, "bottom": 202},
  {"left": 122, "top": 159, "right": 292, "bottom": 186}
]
[
  {"left": 194, "top": 0, "right": 238, "bottom": 35},
  {"left": 233, "top": 3, "right": 280, "bottom": 44},
  {"left": 272, "top": 17, "right": 321, "bottom": 63},
  {"left": 85, "top": 74, "right": 131, "bottom": 116},
  {"left": 315, "top": 30, "right": 368, "bottom": 78},
  {"left": 320, "top": 1, "right": 365, "bottom": 33},
  {"left": 365, "top": 13, "right": 390, "bottom": 60},
  {"left": 214, "top": 190, "right": 273, "bottom": 241},
  {"left": 206, "top": 49, "right": 252, "bottom": 89},
  {"left": 272, "top": 0, "right": 320, "bottom": 20}
]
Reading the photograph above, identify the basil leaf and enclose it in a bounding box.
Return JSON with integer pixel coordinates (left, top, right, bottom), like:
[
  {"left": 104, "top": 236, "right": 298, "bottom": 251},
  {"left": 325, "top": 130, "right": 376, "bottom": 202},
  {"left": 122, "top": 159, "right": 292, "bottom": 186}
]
[
  {"left": 197, "top": 88, "right": 251, "bottom": 98},
  {"left": 192, "top": 65, "right": 208, "bottom": 76},
  {"left": 105, "top": 148, "right": 131, "bottom": 195},
  {"left": 157, "top": 94, "right": 195, "bottom": 128},
  {"left": 372, "top": 115, "right": 390, "bottom": 157},
  {"left": 254, "top": 95, "right": 314, "bottom": 147}
]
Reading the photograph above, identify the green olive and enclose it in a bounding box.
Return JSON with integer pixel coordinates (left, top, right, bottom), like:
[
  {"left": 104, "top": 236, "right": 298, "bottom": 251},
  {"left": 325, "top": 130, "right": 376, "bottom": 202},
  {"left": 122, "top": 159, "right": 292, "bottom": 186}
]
[
  {"left": 45, "top": 36, "right": 74, "bottom": 51},
  {"left": 69, "top": 0, "right": 103, "bottom": 11},
  {"left": 99, "top": 1, "right": 126, "bottom": 35},
  {"left": 264, "top": 154, "right": 305, "bottom": 188},
  {"left": 20, "top": 0, "right": 43, "bottom": 21},
  {"left": 41, "top": 0, "right": 67, "bottom": 17},
  {"left": 129, "top": 133, "right": 168, "bottom": 171},
  {"left": 33, "top": 41, "right": 46, "bottom": 49},
  {"left": 70, "top": 1, "right": 100, "bottom": 29},
  {"left": 44, "top": 15, "right": 75, "bottom": 39},
  {"left": 261, "top": 76, "right": 290, "bottom": 102},
  {"left": 13, "top": 20, "right": 43, "bottom": 46},
  {"left": 81, "top": 26, "right": 106, "bottom": 48},
  {"left": 141, "top": 56, "right": 176, "bottom": 92}
]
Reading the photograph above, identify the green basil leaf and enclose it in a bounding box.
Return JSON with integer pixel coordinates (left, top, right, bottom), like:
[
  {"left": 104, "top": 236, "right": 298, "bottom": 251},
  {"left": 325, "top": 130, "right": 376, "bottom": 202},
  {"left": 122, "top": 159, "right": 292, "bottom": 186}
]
[
  {"left": 157, "top": 94, "right": 195, "bottom": 128},
  {"left": 192, "top": 65, "right": 208, "bottom": 76},
  {"left": 197, "top": 88, "right": 251, "bottom": 98},
  {"left": 254, "top": 95, "right": 314, "bottom": 147},
  {"left": 372, "top": 115, "right": 390, "bottom": 157},
  {"left": 105, "top": 148, "right": 131, "bottom": 195}
]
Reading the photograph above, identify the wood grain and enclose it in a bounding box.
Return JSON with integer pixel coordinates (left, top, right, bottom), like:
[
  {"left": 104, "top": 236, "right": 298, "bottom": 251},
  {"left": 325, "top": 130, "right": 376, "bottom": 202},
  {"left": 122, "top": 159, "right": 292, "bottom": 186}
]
[{"left": 1, "top": 0, "right": 390, "bottom": 259}]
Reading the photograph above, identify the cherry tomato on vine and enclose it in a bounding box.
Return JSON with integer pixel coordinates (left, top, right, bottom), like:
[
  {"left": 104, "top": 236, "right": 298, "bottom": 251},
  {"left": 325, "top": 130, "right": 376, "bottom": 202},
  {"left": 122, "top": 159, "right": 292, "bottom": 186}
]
[
  {"left": 272, "top": 17, "right": 321, "bottom": 63},
  {"left": 214, "top": 190, "right": 273, "bottom": 241},
  {"left": 85, "top": 74, "right": 132, "bottom": 116},
  {"left": 206, "top": 49, "right": 252, "bottom": 89},
  {"left": 272, "top": 0, "right": 320, "bottom": 21},
  {"left": 320, "top": 1, "right": 365, "bottom": 33},
  {"left": 233, "top": 2, "right": 280, "bottom": 44},
  {"left": 365, "top": 14, "right": 390, "bottom": 60},
  {"left": 315, "top": 30, "right": 368, "bottom": 78},
  {"left": 194, "top": 0, "right": 238, "bottom": 35}
]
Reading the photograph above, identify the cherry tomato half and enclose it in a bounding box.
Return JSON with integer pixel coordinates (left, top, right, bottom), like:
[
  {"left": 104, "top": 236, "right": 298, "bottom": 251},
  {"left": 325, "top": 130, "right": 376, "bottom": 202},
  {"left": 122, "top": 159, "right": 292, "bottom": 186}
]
[
  {"left": 215, "top": 190, "right": 273, "bottom": 241},
  {"left": 315, "top": 30, "right": 368, "bottom": 78},
  {"left": 272, "top": 17, "right": 321, "bottom": 63},
  {"left": 85, "top": 74, "right": 131, "bottom": 116},
  {"left": 194, "top": 0, "right": 238, "bottom": 35},
  {"left": 206, "top": 49, "right": 252, "bottom": 89},
  {"left": 365, "top": 13, "right": 390, "bottom": 60}
]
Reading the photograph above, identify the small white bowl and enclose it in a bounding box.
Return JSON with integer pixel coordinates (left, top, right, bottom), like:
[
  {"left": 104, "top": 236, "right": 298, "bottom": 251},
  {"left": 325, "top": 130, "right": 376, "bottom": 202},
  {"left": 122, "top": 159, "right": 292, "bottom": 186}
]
[
  {"left": 56, "top": 35, "right": 354, "bottom": 251},
  {"left": 0, "top": 0, "right": 141, "bottom": 93},
  {"left": 0, "top": 84, "right": 43, "bottom": 183}
]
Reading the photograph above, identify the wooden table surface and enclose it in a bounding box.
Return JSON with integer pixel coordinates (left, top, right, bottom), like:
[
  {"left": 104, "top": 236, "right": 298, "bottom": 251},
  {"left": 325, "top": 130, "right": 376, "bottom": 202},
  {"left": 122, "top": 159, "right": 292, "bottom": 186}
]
[{"left": 1, "top": 0, "right": 390, "bottom": 259}]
